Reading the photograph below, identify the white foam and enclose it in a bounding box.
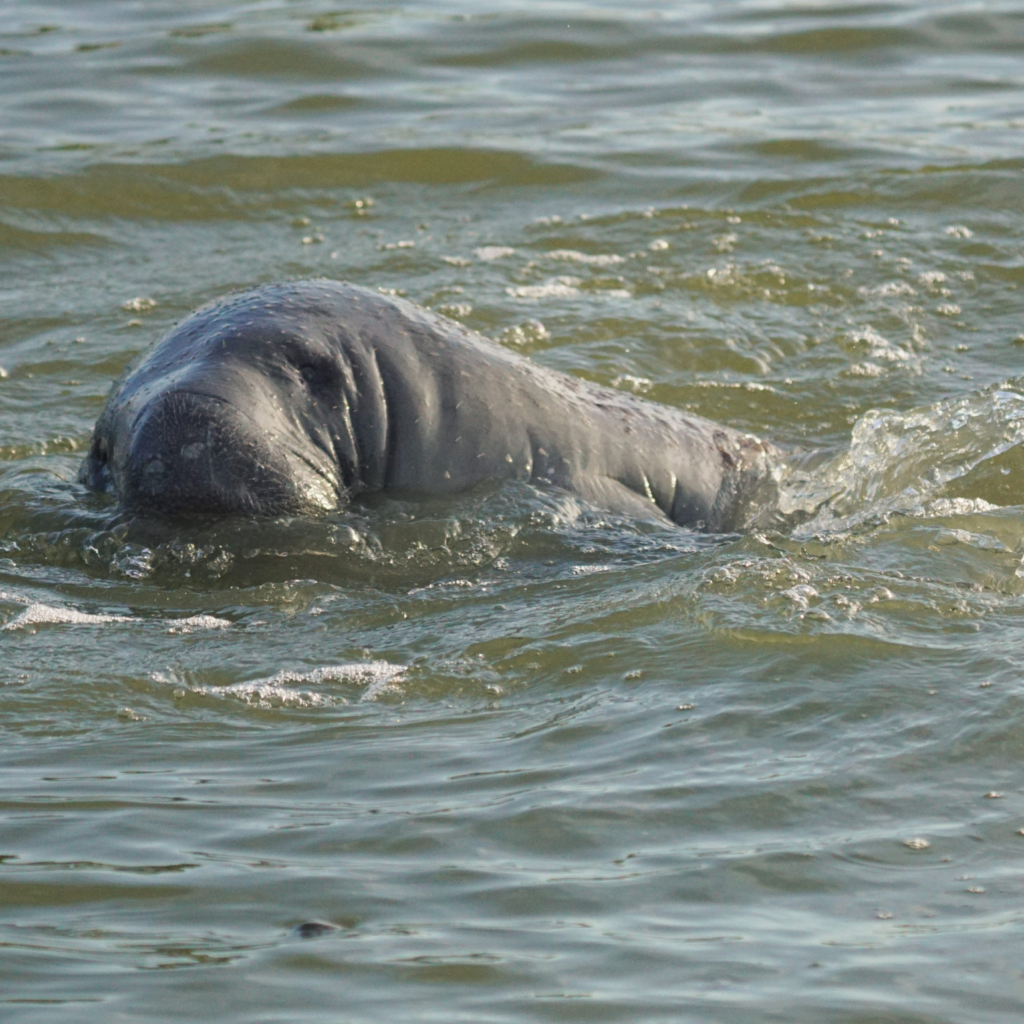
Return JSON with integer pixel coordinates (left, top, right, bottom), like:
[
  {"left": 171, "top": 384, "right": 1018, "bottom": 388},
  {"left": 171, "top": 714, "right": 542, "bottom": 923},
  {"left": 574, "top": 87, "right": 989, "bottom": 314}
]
[
  {"left": 846, "top": 325, "right": 912, "bottom": 366},
  {"left": 3, "top": 602, "right": 132, "bottom": 630},
  {"left": 546, "top": 249, "right": 624, "bottom": 267},
  {"left": 871, "top": 280, "right": 916, "bottom": 297},
  {"left": 474, "top": 246, "right": 515, "bottom": 261},
  {"left": 165, "top": 615, "right": 231, "bottom": 634},
  {"left": 500, "top": 319, "right": 549, "bottom": 346},
  {"left": 506, "top": 277, "right": 580, "bottom": 299},
  {"left": 612, "top": 374, "right": 652, "bottom": 393},
  {"left": 0, "top": 591, "right": 231, "bottom": 633},
  {"left": 846, "top": 362, "right": 884, "bottom": 378},
  {"left": 187, "top": 662, "right": 406, "bottom": 708}
]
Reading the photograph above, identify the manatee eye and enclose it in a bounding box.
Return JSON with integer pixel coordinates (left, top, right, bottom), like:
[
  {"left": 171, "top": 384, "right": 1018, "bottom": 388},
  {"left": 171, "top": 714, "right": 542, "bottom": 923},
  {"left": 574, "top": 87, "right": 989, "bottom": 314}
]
[
  {"left": 297, "top": 361, "right": 338, "bottom": 400},
  {"left": 299, "top": 364, "right": 325, "bottom": 387}
]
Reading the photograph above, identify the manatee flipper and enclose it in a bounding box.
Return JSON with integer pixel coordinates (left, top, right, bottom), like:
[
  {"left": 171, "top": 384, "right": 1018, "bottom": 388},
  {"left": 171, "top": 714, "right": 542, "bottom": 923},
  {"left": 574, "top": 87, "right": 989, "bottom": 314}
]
[{"left": 569, "top": 475, "right": 675, "bottom": 525}]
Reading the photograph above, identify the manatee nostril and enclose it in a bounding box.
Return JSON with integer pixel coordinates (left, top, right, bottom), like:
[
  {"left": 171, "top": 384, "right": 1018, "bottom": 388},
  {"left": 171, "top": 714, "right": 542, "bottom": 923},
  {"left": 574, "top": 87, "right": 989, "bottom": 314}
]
[
  {"left": 136, "top": 458, "right": 167, "bottom": 497},
  {"left": 181, "top": 441, "right": 207, "bottom": 460}
]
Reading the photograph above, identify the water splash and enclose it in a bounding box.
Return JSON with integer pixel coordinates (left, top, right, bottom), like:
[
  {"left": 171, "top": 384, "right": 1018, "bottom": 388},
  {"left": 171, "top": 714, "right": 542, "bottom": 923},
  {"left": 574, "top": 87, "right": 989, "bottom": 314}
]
[{"left": 773, "top": 384, "right": 1024, "bottom": 537}]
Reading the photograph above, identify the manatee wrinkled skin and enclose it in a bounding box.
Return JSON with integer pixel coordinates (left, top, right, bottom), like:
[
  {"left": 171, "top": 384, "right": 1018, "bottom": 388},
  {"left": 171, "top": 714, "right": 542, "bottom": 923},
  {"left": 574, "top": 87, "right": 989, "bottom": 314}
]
[{"left": 80, "top": 280, "right": 777, "bottom": 530}]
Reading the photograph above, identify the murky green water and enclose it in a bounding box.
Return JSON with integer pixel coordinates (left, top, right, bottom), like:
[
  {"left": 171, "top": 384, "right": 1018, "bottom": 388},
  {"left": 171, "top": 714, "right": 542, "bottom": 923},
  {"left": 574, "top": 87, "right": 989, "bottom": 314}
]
[{"left": 4, "top": 2, "right": 1024, "bottom": 1021}]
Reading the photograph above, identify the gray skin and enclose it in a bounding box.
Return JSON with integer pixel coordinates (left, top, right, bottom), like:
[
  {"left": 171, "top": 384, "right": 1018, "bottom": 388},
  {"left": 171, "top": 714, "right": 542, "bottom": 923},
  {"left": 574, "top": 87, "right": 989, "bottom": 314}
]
[{"left": 79, "top": 280, "right": 777, "bottom": 530}]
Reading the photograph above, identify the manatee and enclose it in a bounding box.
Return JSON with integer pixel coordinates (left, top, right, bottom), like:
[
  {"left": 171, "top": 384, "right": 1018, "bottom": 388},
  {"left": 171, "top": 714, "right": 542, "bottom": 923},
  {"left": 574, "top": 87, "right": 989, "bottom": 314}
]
[{"left": 80, "top": 280, "right": 777, "bottom": 530}]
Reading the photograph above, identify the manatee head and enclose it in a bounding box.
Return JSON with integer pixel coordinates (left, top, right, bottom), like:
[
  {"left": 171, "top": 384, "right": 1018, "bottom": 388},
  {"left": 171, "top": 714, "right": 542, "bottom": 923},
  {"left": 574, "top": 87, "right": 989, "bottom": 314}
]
[{"left": 80, "top": 282, "right": 360, "bottom": 517}]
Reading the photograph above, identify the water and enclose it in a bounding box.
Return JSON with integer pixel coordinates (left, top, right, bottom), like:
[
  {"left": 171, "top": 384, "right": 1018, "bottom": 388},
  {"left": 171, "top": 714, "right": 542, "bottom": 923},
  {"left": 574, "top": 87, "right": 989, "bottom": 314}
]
[{"left": 3, "top": 2, "right": 1024, "bottom": 1020}]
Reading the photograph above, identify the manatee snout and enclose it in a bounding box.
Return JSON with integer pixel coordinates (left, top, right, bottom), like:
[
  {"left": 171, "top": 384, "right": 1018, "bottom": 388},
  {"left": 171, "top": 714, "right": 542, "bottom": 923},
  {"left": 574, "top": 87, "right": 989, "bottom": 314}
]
[
  {"left": 83, "top": 387, "right": 339, "bottom": 517},
  {"left": 124, "top": 391, "right": 250, "bottom": 511}
]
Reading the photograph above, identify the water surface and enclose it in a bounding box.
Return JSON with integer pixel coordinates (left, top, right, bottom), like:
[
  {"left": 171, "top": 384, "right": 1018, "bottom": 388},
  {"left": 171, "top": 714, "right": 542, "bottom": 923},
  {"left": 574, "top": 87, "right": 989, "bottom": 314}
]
[{"left": 3, "top": 3, "right": 1024, "bottom": 1021}]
